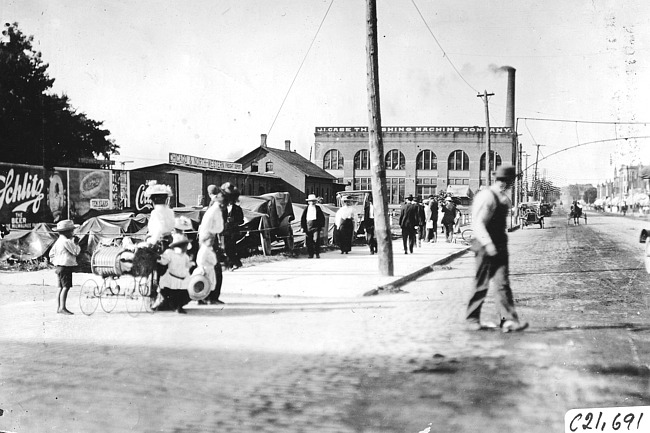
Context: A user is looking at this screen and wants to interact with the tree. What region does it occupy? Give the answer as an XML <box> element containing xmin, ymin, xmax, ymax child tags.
<box><xmin>0</xmin><ymin>23</ymin><xmax>118</xmax><ymax>168</ymax></box>
<box><xmin>583</xmin><ymin>187</ymin><xmax>597</xmax><ymax>204</ymax></box>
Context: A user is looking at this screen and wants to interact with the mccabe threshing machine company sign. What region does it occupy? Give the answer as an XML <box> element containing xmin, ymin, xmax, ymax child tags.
<box><xmin>169</xmin><ymin>153</ymin><xmax>242</xmax><ymax>172</ymax></box>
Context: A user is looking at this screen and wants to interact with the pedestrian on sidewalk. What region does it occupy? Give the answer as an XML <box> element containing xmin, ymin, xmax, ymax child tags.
<box><xmin>441</xmin><ymin>196</ymin><xmax>459</xmax><ymax>243</ymax></box>
<box><xmin>363</xmin><ymin>194</ymin><xmax>377</xmax><ymax>254</ymax></box>
<box><xmin>415</xmin><ymin>196</ymin><xmax>426</xmax><ymax>247</ymax></box>
<box><xmin>197</xmin><ymin>185</ymin><xmax>227</xmax><ymax>305</ymax></box>
<box><xmin>49</xmin><ymin>219</ymin><xmax>80</xmax><ymax>315</ymax></box>
<box><xmin>335</xmin><ymin>195</ymin><xmax>356</xmax><ymax>254</ymax></box>
<box><xmin>222</xmin><ymin>182</ymin><xmax>244</xmax><ymax>271</ymax></box>
<box><xmin>426</xmin><ymin>195</ymin><xmax>438</xmax><ymax>242</ymax></box>
<box><xmin>466</xmin><ymin>165</ymin><xmax>528</xmax><ymax>333</ymax></box>
<box><xmin>399</xmin><ymin>194</ymin><xmax>418</xmax><ymax>254</ymax></box>
<box><xmin>301</xmin><ymin>194</ymin><xmax>325</xmax><ymax>258</ymax></box>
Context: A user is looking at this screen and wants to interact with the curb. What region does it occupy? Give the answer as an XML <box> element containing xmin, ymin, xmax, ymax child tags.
<box><xmin>363</xmin><ymin>246</ymin><xmax>471</xmax><ymax>296</ymax></box>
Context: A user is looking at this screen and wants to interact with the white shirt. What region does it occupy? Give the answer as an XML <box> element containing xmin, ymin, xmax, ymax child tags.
<box><xmin>306</xmin><ymin>204</ymin><xmax>317</xmax><ymax>221</ymax></box>
<box><xmin>335</xmin><ymin>205</ymin><xmax>356</xmax><ymax>228</ymax></box>
<box><xmin>148</xmin><ymin>205</ymin><xmax>175</xmax><ymax>243</ymax></box>
<box><xmin>198</xmin><ymin>203</ymin><xmax>224</xmax><ymax>244</ymax></box>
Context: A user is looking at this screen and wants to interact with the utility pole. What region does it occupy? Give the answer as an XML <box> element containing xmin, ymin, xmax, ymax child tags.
<box><xmin>533</xmin><ymin>144</ymin><xmax>543</xmax><ymax>201</ymax></box>
<box><xmin>523</xmin><ymin>152</ymin><xmax>529</xmax><ymax>200</ymax></box>
<box><xmin>477</xmin><ymin>91</ymin><xmax>494</xmax><ymax>186</ymax></box>
<box><xmin>366</xmin><ymin>0</ymin><xmax>393</xmax><ymax>276</ymax></box>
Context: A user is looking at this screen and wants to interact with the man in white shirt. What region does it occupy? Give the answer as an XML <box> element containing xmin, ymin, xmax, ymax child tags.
<box><xmin>466</xmin><ymin>165</ymin><xmax>528</xmax><ymax>333</ymax></box>
<box><xmin>300</xmin><ymin>194</ymin><xmax>325</xmax><ymax>258</ymax></box>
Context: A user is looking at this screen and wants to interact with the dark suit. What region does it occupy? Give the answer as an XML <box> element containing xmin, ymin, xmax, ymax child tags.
<box><xmin>399</xmin><ymin>201</ymin><xmax>418</xmax><ymax>253</ymax></box>
<box><xmin>363</xmin><ymin>202</ymin><xmax>377</xmax><ymax>254</ymax></box>
<box><xmin>224</xmin><ymin>203</ymin><xmax>244</xmax><ymax>269</ymax></box>
<box><xmin>300</xmin><ymin>204</ymin><xmax>325</xmax><ymax>257</ymax></box>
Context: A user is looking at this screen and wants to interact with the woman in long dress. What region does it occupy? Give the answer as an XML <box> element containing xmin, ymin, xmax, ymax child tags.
<box><xmin>335</xmin><ymin>196</ymin><xmax>356</xmax><ymax>254</ymax></box>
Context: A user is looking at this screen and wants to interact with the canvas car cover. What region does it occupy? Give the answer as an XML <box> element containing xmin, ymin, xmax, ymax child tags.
<box><xmin>0</xmin><ymin>223</ymin><xmax>58</xmax><ymax>261</ymax></box>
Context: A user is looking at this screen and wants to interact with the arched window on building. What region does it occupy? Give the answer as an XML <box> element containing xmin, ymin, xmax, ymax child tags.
<box><xmin>323</xmin><ymin>149</ymin><xmax>344</xmax><ymax>170</ymax></box>
<box><xmin>480</xmin><ymin>151</ymin><xmax>503</xmax><ymax>171</ymax></box>
<box><xmin>416</xmin><ymin>150</ymin><xmax>437</xmax><ymax>170</ymax></box>
<box><xmin>354</xmin><ymin>149</ymin><xmax>370</xmax><ymax>170</ymax></box>
<box><xmin>385</xmin><ymin>149</ymin><xmax>405</xmax><ymax>170</ymax></box>
<box><xmin>448</xmin><ymin>150</ymin><xmax>470</xmax><ymax>171</ymax></box>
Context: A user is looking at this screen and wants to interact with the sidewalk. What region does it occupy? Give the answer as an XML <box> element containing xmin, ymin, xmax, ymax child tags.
<box><xmin>0</xmin><ymin>239</ymin><xmax>470</xmax><ymax>299</ymax></box>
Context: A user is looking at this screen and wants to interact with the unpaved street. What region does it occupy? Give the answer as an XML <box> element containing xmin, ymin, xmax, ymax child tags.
<box><xmin>1</xmin><ymin>210</ymin><xmax>650</xmax><ymax>432</ymax></box>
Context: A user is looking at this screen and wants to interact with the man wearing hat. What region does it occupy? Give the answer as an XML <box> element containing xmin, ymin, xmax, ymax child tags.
<box><xmin>398</xmin><ymin>194</ymin><xmax>418</xmax><ymax>254</ymax></box>
<box><xmin>300</xmin><ymin>194</ymin><xmax>325</xmax><ymax>258</ymax></box>
<box><xmin>49</xmin><ymin>219</ymin><xmax>81</xmax><ymax>315</ymax></box>
<box><xmin>466</xmin><ymin>164</ymin><xmax>528</xmax><ymax>332</ymax></box>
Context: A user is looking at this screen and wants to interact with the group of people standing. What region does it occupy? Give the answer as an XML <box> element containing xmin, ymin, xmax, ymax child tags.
<box><xmin>398</xmin><ymin>193</ymin><xmax>462</xmax><ymax>253</ymax></box>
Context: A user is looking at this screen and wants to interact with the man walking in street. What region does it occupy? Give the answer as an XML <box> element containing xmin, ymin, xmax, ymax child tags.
<box><xmin>300</xmin><ymin>194</ymin><xmax>325</xmax><ymax>258</ymax></box>
<box><xmin>399</xmin><ymin>194</ymin><xmax>418</xmax><ymax>254</ymax></box>
<box><xmin>466</xmin><ymin>165</ymin><xmax>528</xmax><ymax>333</ymax></box>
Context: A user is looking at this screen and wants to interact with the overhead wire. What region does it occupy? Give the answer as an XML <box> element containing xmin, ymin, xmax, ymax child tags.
<box><xmin>410</xmin><ymin>0</ymin><xmax>479</xmax><ymax>94</ymax></box>
<box><xmin>266</xmin><ymin>0</ymin><xmax>335</xmax><ymax>137</ymax></box>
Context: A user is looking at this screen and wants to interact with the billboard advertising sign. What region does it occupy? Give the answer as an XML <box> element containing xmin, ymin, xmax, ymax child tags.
<box><xmin>129</xmin><ymin>171</ymin><xmax>178</xmax><ymax>213</ymax></box>
<box><xmin>0</xmin><ymin>164</ymin><xmax>69</xmax><ymax>229</ymax></box>
<box><xmin>68</xmin><ymin>168</ymin><xmax>112</xmax><ymax>220</ymax></box>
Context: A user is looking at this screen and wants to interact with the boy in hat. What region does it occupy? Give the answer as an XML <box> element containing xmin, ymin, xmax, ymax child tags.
<box><xmin>49</xmin><ymin>219</ymin><xmax>81</xmax><ymax>315</ymax></box>
<box><xmin>466</xmin><ymin>164</ymin><xmax>528</xmax><ymax>332</ymax></box>
<box><xmin>301</xmin><ymin>194</ymin><xmax>325</xmax><ymax>258</ymax></box>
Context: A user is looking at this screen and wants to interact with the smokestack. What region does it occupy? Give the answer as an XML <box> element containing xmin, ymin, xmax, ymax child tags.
<box><xmin>261</xmin><ymin>134</ymin><xmax>267</xmax><ymax>148</ymax></box>
<box><xmin>285</xmin><ymin>140</ymin><xmax>291</xmax><ymax>151</ymax></box>
<box><xmin>505</xmin><ymin>67</ymin><xmax>516</xmax><ymax>129</ymax></box>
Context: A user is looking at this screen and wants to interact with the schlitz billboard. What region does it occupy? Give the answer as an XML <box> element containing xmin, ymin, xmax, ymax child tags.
<box><xmin>0</xmin><ymin>164</ymin><xmax>69</xmax><ymax>229</ymax></box>
<box><xmin>128</xmin><ymin>171</ymin><xmax>178</xmax><ymax>213</ymax></box>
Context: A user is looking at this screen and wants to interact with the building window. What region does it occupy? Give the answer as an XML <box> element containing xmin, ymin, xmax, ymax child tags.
<box><xmin>354</xmin><ymin>177</ymin><xmax>371</xmax><ymax>190</ymax></box>
<box><xmin>448</xmin><ymin>150</ymin><xmax>469</xmax><ymax>171</ymax></box>
<box><xmin>416</xmin><ymin>177</ymin><xmax>437</xmax><ymax>199</ymax></box>
<box><xmin>385</xmin><ymin>149</ymin><xmax>405</xmax><ymax>170</ymax></box>
<box><xmin>480</xmin><ymin>151</ymin><xmax>502</xmax><ymax>171</ymax></box>
<box><xmin>354</xmin><ymin>149</ymin><xmax>370</xmax><ymax>170</ymax></box>
<box><xmin>251</xmin><ymin>162</ymin><xmax>258</xmax><ymax>173</ymax></box>
<box><xmin>323</xmin><ymin>149</ymin><xmax>344</xmax><ymax>170</ymax></box>
<box><xmin>387</xmin><ymin>177</ymin><xmax>405</xmax><ymax>204</ymax></box>
<box><xmin>266</xmin><ymin>161</ymin><xmax>273</xmax><ymax>172</ymax></box>
<box><xmin>416</xmin><ymin>150</ymin><xmax>437</xmax><ymax>170</ymax></box>
<box><xmin>451</xmin><ymin>178</ymin><xmax>469</xmax><ymax>185</ymax></box>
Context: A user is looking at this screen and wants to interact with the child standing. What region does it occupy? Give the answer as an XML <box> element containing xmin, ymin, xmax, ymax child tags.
<box><xmin>49</xmin><ymin>219</ymin><xmax>80</xmax><ymax>315</ymax></box>
<box><xmin>154</xmin><ymin>232</ymin><xmax>194</xmax><ymax>314</ymax></box>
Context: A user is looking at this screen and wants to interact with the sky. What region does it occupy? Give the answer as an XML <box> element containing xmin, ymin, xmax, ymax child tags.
<box><xmin>3</xmin><ymin>0</ymin><xmax>650</xmax><ymax>186</ymax></box>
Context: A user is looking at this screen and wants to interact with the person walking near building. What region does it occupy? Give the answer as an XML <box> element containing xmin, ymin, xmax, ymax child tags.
<box><xmin>222</xmin><ymin>182</ymin><xmax>244</xmax><ymax>271</ymax></box>
<box><xmin>300</xmin><ymin>194</ymin><xmax>325</xmax><ymax>258</ymax></box>
<box><xmin>49</xmin><ymin>219</ymin><xmax>80</xmax><ymax>315</ymax></box>
<box><xmin>335</xmin><ymin>195</ymin><xmax>356</xmax><ymax>254</ymax></box>
<box><xmin>363</xmin><ymin>195</ymin><xmax>377</xmax><ymax>254</ymax></box>
<box><xmin>399</xmin><ymin>195</ymin><xmax>418</xmax><ymax>254</ymax></box>
<box><xmin>197</xmin><ymin>185</ymin><xmax>227</xmax><ymax>305</ymax></box>
<box><xmin>426</xmin><ymin>195</ymin><xmax>438</xmax><ymax>242</ymax></box>
<box><xmin>466</xmin><ymin>165</ymin><xmax>528</xmax><ymax>333</ymax></box>
<box><xmin>441</xmin><ymin>196</ymin><xmax>459</xmax><ymax>243</ymax></box>
<box><xmin>415</xmin><ymin>196</ymin><xmax>426</xmax><ymax>247</ymax></box>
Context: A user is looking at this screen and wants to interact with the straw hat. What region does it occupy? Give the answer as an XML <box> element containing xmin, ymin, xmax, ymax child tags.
<box><xmin>54</xmin><ymin>219</ymin><xmax>78</xmax><ymax>232</ymax></box>
<box><xmin>169</xmin><ymin>232</ymin><xmax>190</xmax><ymax>249</ymax></box>
<box><xmin>174</xmin><ymin>216</ymin><xmax>193</xmax><ymax>232</ymax></box>
<box><xmin>187</xmin><ymin>273</ymin><xmax>211</xmax><ymax>300</ymax></box>
<box><xmin>306</xmin><ymin>194</ymin><xmax>318</xmax><ymax>202</ymax></box>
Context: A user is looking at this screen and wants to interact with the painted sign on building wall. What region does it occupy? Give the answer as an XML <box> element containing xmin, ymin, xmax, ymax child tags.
<box><xmin>129</xmin><ymin>171</ymin><xmax>178</xmax><ymax>213</ymax></box>
<box><xmin>0</xmin><ymin>164</ymin><xmax>69</xmax><ymax>229</ymax></box>
<box><xmin>315</xmin><ymin>126</ymin><xmax>514</xmax><ymax>134</ymax></box>
<box><xmin>169</xmin><ymin>152</ymin><xmax>242</xmax><ymax>171</ymax></box>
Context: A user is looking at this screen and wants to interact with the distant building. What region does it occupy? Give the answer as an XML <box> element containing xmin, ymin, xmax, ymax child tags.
<box><xmin>313</xmin><ymin>126</ymin><xmax>516</xmax><ymax>205</ymax></box>
<box><xmin>236</xmin><ymin>134</ymin><xmax>343</xmax><ymax>204</ymax></box>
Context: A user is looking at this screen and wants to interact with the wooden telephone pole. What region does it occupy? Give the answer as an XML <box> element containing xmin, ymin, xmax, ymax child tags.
<box><xmin>366</xmin><ymin>0</ymin><xmax>393</xmax><ymax>276</ymax></box>
<box><xmin>477</xmin><ymin>91</ymin><xmax>495</xmax><ymax>186</ymax></box>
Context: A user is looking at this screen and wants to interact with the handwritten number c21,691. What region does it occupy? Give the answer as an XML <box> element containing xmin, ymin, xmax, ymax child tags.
<box><xmin>569</xmin><ymin>411</ymin><xmax>644</xmax><ymax>431</ymax></box>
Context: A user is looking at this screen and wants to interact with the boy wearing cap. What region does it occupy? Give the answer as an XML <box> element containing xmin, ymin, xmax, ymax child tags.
<box><xmin>49</xmin><ymin>219</ymin><xmax>81</xmax><ymax>315</ymax></box>
<box><xmin>301</xmin><ymin>194</ymin><xmax>325</xmax><ymax>258</ymax></box>
<box><xmin>466</xmin><ymin>165</ymin><xmax>528</xmax><ymax>333</ymax></box>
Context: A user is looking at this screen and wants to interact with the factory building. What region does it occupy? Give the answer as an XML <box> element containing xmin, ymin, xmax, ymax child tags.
<box><xmin>313</xmin><ymin>68</ymin><xmax>518</xmax><ymax>205</ymax></box>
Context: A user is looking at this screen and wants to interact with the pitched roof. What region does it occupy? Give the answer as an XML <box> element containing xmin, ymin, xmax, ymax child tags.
<box><xmin>238</xmin><ymin>147</ymin><xmax>337</xmax><ymax>180</ymax></box>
